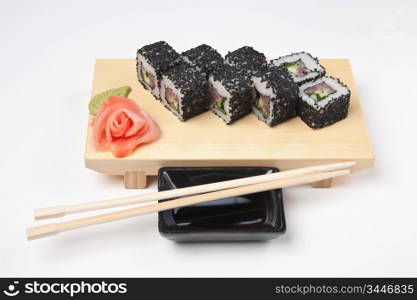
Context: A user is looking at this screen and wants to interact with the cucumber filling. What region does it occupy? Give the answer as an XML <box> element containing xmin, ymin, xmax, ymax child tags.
<box><xmin>305</xmin><ymin>82</ymin><xmax>336</xmax><ymax>102</ymax></box>
<box><xmin>282</xmin><ymin>59</ymin><xmax>311</xmax><ymax>77</ymax></box>
<box><xmin>165</xmin><ymin>87</ymin><xmax>179</xmax><ymax>112</ymax></box>
<box><xmin>255</xmin><ymin>90</ymin><xmax>270</xmax><ymax>119</ymax></box>
<box><xmin>210</xmin><ymin>88</ymin><xmax>226</xmax><ymax>115</ymax></box>
<box><xmin>141</xmin><ymin>66</ymin><xmax>156</xmax><ymax>89</ymax></box>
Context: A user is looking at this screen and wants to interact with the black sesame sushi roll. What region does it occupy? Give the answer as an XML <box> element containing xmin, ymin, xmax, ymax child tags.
<box><xmin>225</xmin><ymin>46</ymin><xmax>267</xmax><ymax>73</ymax></box>
<box><xmin>298</xmin><ymin>76</ymin><xmax>350</xmax><ymax>129</ymax></box>
<box><xmin>182</xmin><ymin>44</ymin><xmax>224</xmax><ymax>77</ymax></box>
<box><xmin>160</xmin><ymin>63</ymin><xmax>210</xmax><ymax>121</ymax></box>
<box><xmin>272</xmin><ymin>52</ymin><xmax>325</xmax><ymax>85</ymax></box>
<box><xmin>251</xmin><ymin>66</ymin><xmax>299</xmax><ymax>127</ymax></box>
<box><xmin>208</xmin><ymin>65</ymin><xmax>254</xmax><ymax>124</ymax></box>
<box><xmin>136</xmin><ymin>41</ymin><xmax>183</xmax><ymax>99</ymax></box>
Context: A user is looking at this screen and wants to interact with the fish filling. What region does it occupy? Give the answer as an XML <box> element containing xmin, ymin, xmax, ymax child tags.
<box><xmin>305</xmin><ymin>82</ymin><xmax>336</xmax><ymax>101</ymax></box>
<box><xmin>165</xmin><ymin>87</ymin><xmax>179</xmax><ymax>111</ymax></box>
<box><xmin>255</xmin><ymin>90</ymin><xmax>270</xmax><ymax>119</ymax></box>
<box><xmin>282</xmin><ymin>59</ymin><xmax>311</xmax><ymax>77</ymax></box>
<box><xmin>210</xmin><ymin>88</ymin><xmax>226</xmax><ymax>114</ymax></box>
<box><xmin>140</xmin><ymin>66</ymin><xmax>156</xmax><ymax>89</ymax></box>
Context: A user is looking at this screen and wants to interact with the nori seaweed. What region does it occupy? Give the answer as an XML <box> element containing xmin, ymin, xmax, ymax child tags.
<box><xmin>209</xmin><ymin>65</ymin><xmax>254</xmax><ymax>124</ymax></box>
<box><xmin>162</xmin><ymin>63</ymin><xmax>210</xmax><ymax>121</ymax></box>
<box><xmin>298</xmin><ymin>77</ymin><xmax>350</xmax><ymax>129</ymax></box>
<box><xmin>252</xmin><ymin>65</ymin><xmax>299</xmax><ymax>127</ymax></box>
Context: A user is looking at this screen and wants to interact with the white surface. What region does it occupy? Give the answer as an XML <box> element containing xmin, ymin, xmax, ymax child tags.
<box><xmin>1</xmin><ymin>0</ymin><xmax>416</xmax><ymax>277</ymax></box>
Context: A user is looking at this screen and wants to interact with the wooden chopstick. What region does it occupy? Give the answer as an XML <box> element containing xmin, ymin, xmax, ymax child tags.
<box><xmin>26</xmin><ymin>169</ymin><xmax>350</xmax><ymax>241</ymax></box>
<box><xmin>34</xmin><ymin>161</ymin><xmax>355</xmax><ymax>220</ymax></box>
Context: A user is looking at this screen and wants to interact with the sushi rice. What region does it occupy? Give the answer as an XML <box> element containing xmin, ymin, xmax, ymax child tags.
<box><xmin>298</xmin><ymin>76</ymin><xmax>350</xmax><ymax>128</ymax></box>
<box><xmin>208</xmin><ymin>76</ymin><xmax>233</xmax><ymax>123</ymax></box>
<box><xmin>252</xmin><ymin>76</ymin><xmax>275</xmax><ymax>125</ymax></box>
<box><xmin>251</xmin><ymin>66</ymin><xmax>299</xmax><ymax>127</ymax></box>
<box><xmin>208</xmin><ymin>65</ymin><xmax>253</xmax><ymax>124</ymax></box>
<box><xmin>136</xmin><ymin>41</ymin><xmax>182</xmax><ymax>100</ymax></box>
<box><xmin>272</xmin><ymin>52</ymin><xmax>325</xmax><ymax>85</ymax></box>
<box><xmin>137</xmin><ymin>55</ymin><xmax>160</xmax><ymax>97</ymax></box>
<box><xmin>160</xmin><ymin>76</ymin><xmax>184</xmax><ymax>119</ymax></box>
<box><xmin>159</xmin><ymin>63</ymin><xmax>209</xmax><ymax>121</ymax></box>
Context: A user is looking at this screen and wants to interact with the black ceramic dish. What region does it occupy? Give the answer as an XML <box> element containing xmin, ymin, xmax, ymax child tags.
<box><xmin>158</xmin><ymin>167</ymin><xmax>286</xmax><ymax>242</ymax></box>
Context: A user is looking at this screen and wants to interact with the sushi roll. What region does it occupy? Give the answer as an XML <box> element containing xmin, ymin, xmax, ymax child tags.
<box><xmin>208</xmin><ymin>65</ymin><xmax>254</xmax><ymax>124</ymax></box>
<box><xmin>182</xmin><ymin>44</ymin><xmax>224</xmax><ymax>76</ymax></box>
<box><xmin>272</xmin><ymin>52</ymin><xmax>325</xmax><ymax>85</ymax></box>
<box><xmin>225</xmin><ymin>46</ymin><xmax>267</xmax><ymax>73</ymax></box>
<box><xmin>160</xmin><ymin>63</ymin><xmax>210</xmax><ymax>121</ymax></box>
<box><xmin>298</xmin><ymin>76</ymin><xmax>350</xmax><ymax>129</ymax></box>
<box><xmin>251</xmin><ymin>66</ymin><xmax>299</xmax><ymax>127</ymax></box>
<box><xmin>136</xmin><ymin>41</ymin><xmax>183</xmax><ymax>99</ymax></box>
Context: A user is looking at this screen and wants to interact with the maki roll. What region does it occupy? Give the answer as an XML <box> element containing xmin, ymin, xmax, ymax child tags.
<box><xmin>225</xmin><ymin>46</ymin><xmax>267</xmax><ymax>73</ymax></box>
<box><xmin>182</xmin><ymin>44</ymin><xmax>224</xmax><ymax>76</ymax></box>
<box><xmin>208</xmin><ymin>65</ymin><xmax>254</xmax><ymax>124</ymax></box>
<box><xmin>136</xmin><ymin>41</ymin><xmax>183</xmax><ymax>99</ymax></box>
<box><xmin>272</xmin><ymin>52</ymin><xmax>325</xmax><ymax>85</ymax></box>
<box><xmin>252</xmin><ymin>66</ymin><xmax>299</xmax><ymax>127</ymax></box>
<box><xmin>298</xmin><ymin>76</ymin><xmax>350</xmax><ymax>129</ymax></box>
<box><xmin>160</xmin><ymin>63</ymin><xmax>210</xmax><ymax>121</ymax></box>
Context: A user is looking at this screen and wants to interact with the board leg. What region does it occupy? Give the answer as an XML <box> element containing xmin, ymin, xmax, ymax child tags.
<box><xmin>311</xmin><ymin>178</ymin><xmax>332</xmax><ymax>188</ymax></box>
<box><xmin>124</xmin><ymin>171</ymin><xmax>147</xmax><ymax>189</ymax></box>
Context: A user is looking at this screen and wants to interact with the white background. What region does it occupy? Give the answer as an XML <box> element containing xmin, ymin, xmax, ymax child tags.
<box><xmin>1</xmin><ymin>0</ymin><xmax>416</xmax><ymax>277</ymax></box>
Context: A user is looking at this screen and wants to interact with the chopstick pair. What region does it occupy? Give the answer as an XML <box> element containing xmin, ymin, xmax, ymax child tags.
<box><xmin>26</xmin><ymin>161</ymin><xmax>355</xmax><ymax>241</ymax></box>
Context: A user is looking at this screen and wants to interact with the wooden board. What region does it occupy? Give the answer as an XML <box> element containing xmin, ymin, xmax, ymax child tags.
<box><xmin>85</xmin><ymin>59</ymin><xmax>374</xmax><ymax>188</ymax></box>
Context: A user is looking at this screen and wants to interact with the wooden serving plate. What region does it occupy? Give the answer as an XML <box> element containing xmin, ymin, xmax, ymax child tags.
<box><xmin>85</xmin><ymin>59</ymin><xmax>374</xmax><ymax>189</ymax></box>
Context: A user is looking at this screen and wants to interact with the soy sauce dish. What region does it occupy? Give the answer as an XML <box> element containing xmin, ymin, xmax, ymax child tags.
<box><xmin>158</xmin><ymin>167</ymin><xmax>286</xmax><ymax>242</ymax></box>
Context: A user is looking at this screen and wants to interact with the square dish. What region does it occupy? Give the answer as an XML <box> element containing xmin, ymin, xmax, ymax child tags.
<box><xmin>158</xmin><ymin>166</ymin><xmax>286</xmax><ymax>242</ymax></box>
